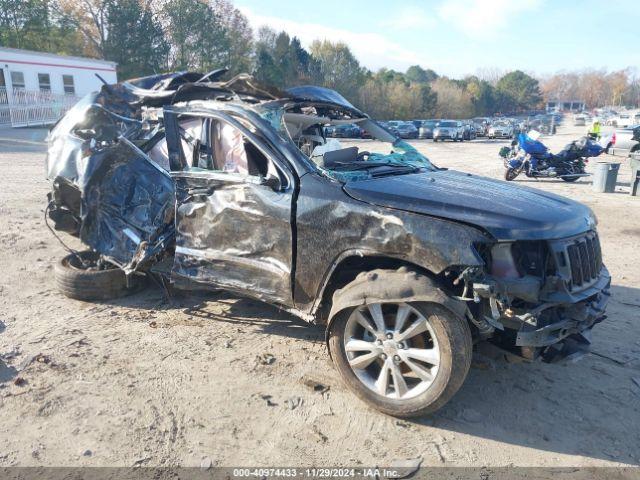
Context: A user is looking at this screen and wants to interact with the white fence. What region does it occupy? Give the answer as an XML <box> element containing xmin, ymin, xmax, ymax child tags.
<box><xmin>0</xmin><ymin>87</ymin><xmax>79</xmax><ymax>128</ymax></box>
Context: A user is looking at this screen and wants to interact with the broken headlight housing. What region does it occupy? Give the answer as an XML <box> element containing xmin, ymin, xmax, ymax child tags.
<box><xmin>489</xmin><ymin>241</ymin><xmax>552</xmax><ymax>280</ymax></box>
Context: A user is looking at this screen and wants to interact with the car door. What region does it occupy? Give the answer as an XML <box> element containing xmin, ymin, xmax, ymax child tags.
<box><xmin>164</xmin><ymin>109</ymin><xmax>295</xmax><ymax>306</ymax></box>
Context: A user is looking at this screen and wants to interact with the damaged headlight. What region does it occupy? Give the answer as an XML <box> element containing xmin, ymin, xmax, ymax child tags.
<box><xmin>489</xmin><ymin>243</ymin><xmax>520</xmax><ymax>279</ymax></box>
<box><xmin>468</xmin><ymin>242</ymin><xmax>549</xmax><ymax>315</ymax></box>
<box><xmin>489</xmin><ymin>241</ymin><xmax>551</xmax><ymax>280</ymax></box>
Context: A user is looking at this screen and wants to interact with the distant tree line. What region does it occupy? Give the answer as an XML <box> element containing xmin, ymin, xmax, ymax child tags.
<box><xmin>1</xmin><ymin>0</ymin><xmax>638</xmax><ymax>118</ymax></box>
<box><xmin>540</xmin><ymin>69</ymin><xmax>640</xmax><ymax>109</ymax></box>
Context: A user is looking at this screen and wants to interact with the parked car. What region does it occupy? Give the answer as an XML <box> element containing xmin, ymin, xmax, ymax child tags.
<box><xmin>45</xmin><ymin>71</ymin><xmax>611</xmax><ymax>418</ymax></box>
<box><xmin>326</xmin><ymin>123</ymin><xmax>362</xmax><ymax>138</ymax></box>
<box><xmin>387</xmin><ymin>121</ymin><xmax>418</xmax><ymax>139</ymax></box>
<box><xmin>610</xmin><ymin>125</ymin><xmax>640</xmax><ymax>156</ymax></box>
<box><xmin>472</xmin><ymin>122</ymin><xmax>486</xmax><ymax>137</ymax></box>
<box><xmin>613</xmin><ymin>113</ymin><xmax>633</xmax><ymax>128</ymax></box>
<box><xmin>433</xmin><ymin>120</ymin><xmax>464</xmax><ymax>142</ymax></box>
<box><xmin>472</xmin><ymin>117</ymin><xmax>490</xmax><ymax>137</ymax></box>
<box><xmin>488</xmin><ymin>121</ymin><xmax>514</xmax><ymax>139</ymax></box>
<box><xmin>418</xmin><ymin>120</ymin><xmax>438</xmax><ymax>139</ymax></box>
<box><xmin>573</xmin><ymin>115</ymin><xmax>586</xmax><ymax>126</ymax></box>
<box><xmin>381</xmin><ymin>121</ymin><xmax>398</xmax><ymax>136</ymax></box>
<box><xmin>461</xmin><ymin>121</ymin><xmax>477</xmax><ymax>141</ymax></box>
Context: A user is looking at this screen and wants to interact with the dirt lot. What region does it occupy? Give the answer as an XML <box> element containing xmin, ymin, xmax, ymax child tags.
<box><xmin>0</xmin><ymin>124</ymin><xmax>639</xmax><ymax>468</ymax></box>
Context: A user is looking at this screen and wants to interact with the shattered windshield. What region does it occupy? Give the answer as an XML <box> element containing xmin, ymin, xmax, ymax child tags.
<box><xmin>257</xmin><ymin>103</ymin><xmax>435</xmax><ymax>182</ymax></box>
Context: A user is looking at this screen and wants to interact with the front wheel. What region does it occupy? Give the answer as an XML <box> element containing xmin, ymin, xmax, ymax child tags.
<box><xmin>328</xmin><ymin>301</ymin><xmax>472</xmax><ymax>418</ymax></box>
<box><xmin>505</xmin><ymin>167</ymin><xmax>520</xmax><ymax>181</ymax></box>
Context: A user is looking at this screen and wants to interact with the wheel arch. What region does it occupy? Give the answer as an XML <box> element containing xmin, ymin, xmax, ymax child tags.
<box><xmin>320</xmin><ymin>264</ymin><xmax>469</xmax><ymax>357</ymax></box>
<box><xmin>310</xmin><ymin>252</ymin><xmax>436</xmax><ymax>321</ymax></box>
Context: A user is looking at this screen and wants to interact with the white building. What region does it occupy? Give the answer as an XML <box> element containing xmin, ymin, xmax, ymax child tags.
<box><xmin>0</xmin><ymin>47</ymin><xmax>117</xmax><ymax>127</ymax></box>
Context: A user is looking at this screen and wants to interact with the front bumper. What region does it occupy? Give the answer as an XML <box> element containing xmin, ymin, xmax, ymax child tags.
<box><xmin>475</xmin><ymin>263</ymin><xmax>611</xmax><ymax>362</ymax></box>
<box><xmin>515</xmin><ymin>271</ymin><xmax>610</xmax><ymax>348</ymax></box>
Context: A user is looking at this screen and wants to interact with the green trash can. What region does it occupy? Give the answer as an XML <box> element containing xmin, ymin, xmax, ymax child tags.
<box><xmin>630</xmin><ymin>153</ymin><xmax>640</xmax><ymax>197</ymax></box>
<box><xmin>592</xmin><ymin>162</ymin><xmax>620</xmax><ymax>193</ymax></box>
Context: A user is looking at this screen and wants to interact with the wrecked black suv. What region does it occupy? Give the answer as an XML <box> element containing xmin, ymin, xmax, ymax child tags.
<box><xmin>46</xmin><ymin>71</ymin><xmax>610</xmax><ymax>417</ymax></box>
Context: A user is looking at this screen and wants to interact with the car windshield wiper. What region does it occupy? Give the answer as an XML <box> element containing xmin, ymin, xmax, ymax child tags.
<box><xmin>370</xmin><ymin>166</ymin><xmax>422</xmax><ymax>177</ymax></box>
<box><xmin>332</xmin><ymin>161</ymin><xmax>413</xmax><ymax>171</ymax></box>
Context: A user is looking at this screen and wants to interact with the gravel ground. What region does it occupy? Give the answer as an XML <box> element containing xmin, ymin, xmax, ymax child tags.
<box><xmin>0</xmin><ymin>123</ymin><xmax>639</xmax><ymax>468</ymax></box>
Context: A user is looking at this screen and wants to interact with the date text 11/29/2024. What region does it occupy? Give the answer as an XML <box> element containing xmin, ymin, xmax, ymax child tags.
<box><xmin>232</xmin><ymin>468</ymin><xmax>407</xmax><ymax>478</ymax></box>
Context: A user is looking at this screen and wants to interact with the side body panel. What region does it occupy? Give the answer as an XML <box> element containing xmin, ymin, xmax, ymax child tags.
<box><xmin>171</xmin><ymin>171</ymin><xmax>294</xmax><ymax>305</ymax></box>
<box><xmin>293</xmin><ymin>173</ymin><xmax>488</xmax><ymax>312</ymax></box>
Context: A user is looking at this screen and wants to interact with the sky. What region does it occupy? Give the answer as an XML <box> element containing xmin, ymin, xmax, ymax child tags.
<box><xmin>234</xmin><ymin>0</ymin><xmax>640</xmax><ymax>79</ymax></box>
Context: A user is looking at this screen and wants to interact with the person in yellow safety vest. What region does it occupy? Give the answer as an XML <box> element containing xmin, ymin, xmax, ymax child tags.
<box><xmin>589</xmin><ymin>120</ymin><xmax>601</xmax><ymax>139</ymax></box>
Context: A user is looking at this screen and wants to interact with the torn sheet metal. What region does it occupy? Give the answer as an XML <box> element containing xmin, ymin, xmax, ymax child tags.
<box><xmin>79</xmin><ymin>139</ymin><xmax>174</xmax><ymax>271</ymax></box>
<box><xmin>285</xmin><ymin>86</ymin><xmax>365</xmax><ymax>117</ymax></box>
<box><xmin>171</xmin><ymin>172</ymin><xmax>293</xmax><ymax>305</ymax></box>
<box><xmin>46</xmin><ymin>93</ymin><xmax>101</xmax><ymax>182</ymax></box>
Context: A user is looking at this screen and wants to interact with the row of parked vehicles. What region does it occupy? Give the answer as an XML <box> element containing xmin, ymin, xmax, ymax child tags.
<box><xmin>325</xmin><ymin>114</ymin><xmax>561</xmax><ymax>142</ymax></box>
<box><xmin>325</xmin><ymin>120</ymin><xmax>479</xmax><ymax>142</ymax></box>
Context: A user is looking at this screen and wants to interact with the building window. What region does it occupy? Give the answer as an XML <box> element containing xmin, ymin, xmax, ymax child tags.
<box><xmin>38</xmin><ymin>73</ymin><xmax>51</xmax><ymax>92</ymax></box>
<box><xmin>10</xmin><ymin>71</ymin><xmax>25</xmax><ymax>89</ymax></box>
<box><xmin>62</xmin><ymin>75</ymin><xmax>75</xmax><ymax>95</ymax></box>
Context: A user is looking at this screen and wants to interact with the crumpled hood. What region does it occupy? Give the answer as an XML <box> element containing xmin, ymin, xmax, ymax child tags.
<box><xmin>343</xmin><ymin>170</ymin><xmax>595</xmax><ymax>240</ymax></box>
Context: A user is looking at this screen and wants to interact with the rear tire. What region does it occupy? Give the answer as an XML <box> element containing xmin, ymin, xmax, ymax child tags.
<box><xmin>328</xmin><ymin>297</ymin><xmax>472</xmax><ymax>418</ymax></box>
<box><xmin>54</xmin><ymin>251</ymin><xmax>146</xmax><ymax>301</ymax></box>
<box><xmin>561</xmin><ymin>176</ymin><xmax>580</xmax><ymax>182</ymax></box>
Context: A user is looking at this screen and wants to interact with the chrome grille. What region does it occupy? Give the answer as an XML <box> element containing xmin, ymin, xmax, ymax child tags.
<box><xmin>566</xmin><ymin>232</ymin><xmax>602</xmax><ymax>288</ymax></box>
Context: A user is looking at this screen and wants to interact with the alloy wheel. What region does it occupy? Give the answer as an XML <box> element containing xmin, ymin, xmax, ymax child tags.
<box><xmin>343</xmin><ymin>303</ymin><xmax>440</xmax><ymax>400</ymax></box>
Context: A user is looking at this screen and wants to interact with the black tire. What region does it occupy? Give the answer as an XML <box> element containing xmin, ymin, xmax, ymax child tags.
<box><xmin>54</xmin><ymin>251</ymin><xmax>146</xmax><ymax>301</ymax></box>
<box><xmin>505</xmin><ymin>167</ymin><xmax>519</xmax><ymax>181</ymax></box>
<box><xmin>328</xmin><ymin>299</ymin><xmax>472</xmax><ymax>418</ymax></box>
<box><xmin>561</xmin><ymin>176</ymin><xmax>580</xmax><ymax>182</ymax></box>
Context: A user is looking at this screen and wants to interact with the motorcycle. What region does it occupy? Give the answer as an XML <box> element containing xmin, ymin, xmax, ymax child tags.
<box><xmin>499</xmin><ymin>131</ymin><xmax>611</xmax><ymax>182</ymax></box>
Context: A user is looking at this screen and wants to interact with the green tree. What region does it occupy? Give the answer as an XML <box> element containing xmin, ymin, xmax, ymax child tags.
<box><xmin>374</xmin><ymin>68</ymin><xmax>405</xmax><ymax>84</ymax></box>
<box><xmin>102</xmin><ymin>0</ymin><xmax>168</xmax><ymax>78</ymax></box>
<box><xmin>47</xmin><ymin>6</ymin><xmax>86</xmax><ymax>56</ymax></box>
<box><xmin>211</xmin><ymin>0</ymin><xmax>253</xmax><ymax>75</ymax></box>
<box><xmin>465</xmin><ymin>76</ymin><xmax>496</xmax><ymax>116</ymax></box>
<box><xmin>496</xmin><ymin>70</ymin><xmax>542</xmax><ymax>112</ymax></box>
<box><xmin>405</xmin><ymin>65</ymin><xmax>438</xmax><ymax>84</ymax></box>
<box><xmin>358</xmin><ymin>77</ymin><xmax>436</xmax><ymax>119</ymax></box>
<box><xmin>0</xmin><ymin>0</ymin><xmax>51</xmax><ymax>50</ymax></box>
<box><xmin>253</xmin><ymin>29</ymin><xmax>320</xmax><ymax>88</ymax></box>
<box><xmin>162</xmin><ymin>0</ymin><xmax>227</xmax><ymax>71</ymax></box>
<box><xmin>309</xmin><ymin>40</ymin><xmax>365</xmax><ymax>103</ymax></box>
